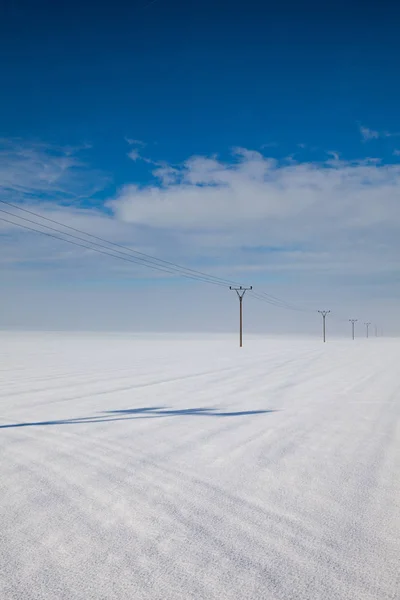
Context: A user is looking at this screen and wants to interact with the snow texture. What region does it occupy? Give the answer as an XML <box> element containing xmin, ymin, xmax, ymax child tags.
<box><xmin>0</xmin><ymin>333</ymin><xmax>399</xmax><ymax>600</ymax></box>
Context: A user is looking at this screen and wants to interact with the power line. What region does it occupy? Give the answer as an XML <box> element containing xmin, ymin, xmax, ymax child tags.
<box><xmin>1</xmin><ymin>212</ymin><xmax>316</xmax><ymax>310</ymax></box>
<box><xmin>0</xmin><ymin>202</ymin><xmax>385</xmax><ymax>339</ymax></box>
<box><xmin>249</xmin><ymin>290</ymin><xmax>314</xmax><ymax>313</ymax></box>
<box><xmin>2</xmin><ymin>211</ymin><xmax>381</xmax><ymax>339</ymax></box>
<box><xmin>0</xmin><ymin>199</ymin><xmax>319</xmax><ymax>314</ymax></box>
<box><xmin>249</xmin><ymin>291</ymin><xmax>304</xmax><ymax>311</ymax></box>
<box><xmin>256</xmin><ymin>291</ymin><xmax>313</xmax><ymax>312</ymax></box>
<box><xmin>0</xmin><ymin>216</ymin><xmax>230</xmax><ymax>287</ymax></box>
<box><xmin>0</xmin><ymin>208</ymin><xmax>238</xmax><ymax>287</ymax></box>
<box><xmin>0</xmin><ymin>199</ymin><xmax>244</xmax><ymax>287</ymax></box>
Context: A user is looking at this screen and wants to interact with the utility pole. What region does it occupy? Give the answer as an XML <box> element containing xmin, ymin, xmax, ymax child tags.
<box><xmin>374</xmin><ymin>325</ymin><xmax>378</xmax><ymax>337</ymax></box>
<box><xmin>349</xmin><ymin>319</ymin><xmax>357</xmax><ymax>340</ymax></box>
<box><xmin>365</xmin><ymin>322</ymin><xmax>371</xmax><ymax>338</ymax></box>
<box><xmin>230</xmin><ymin>286</ymin><xmax>252</xmax><ymax>347</ymax></box>
<box><xmin>318</xmin><ymin>310</ymin><xmax>330</xmax><ymax>343</ymax></box>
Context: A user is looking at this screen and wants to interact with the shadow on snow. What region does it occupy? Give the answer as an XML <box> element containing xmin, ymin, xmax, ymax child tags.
<box><xmin>0</xmin><ymin>406</ymin><xmax>278</xmax><ymax>429</ymax></box>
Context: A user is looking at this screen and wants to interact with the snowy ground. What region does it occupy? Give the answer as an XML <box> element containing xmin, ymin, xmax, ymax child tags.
<box><xmin>0</xmin><ymin>333</ymin><xmax>399</xmax><ymax>600</ymax></box>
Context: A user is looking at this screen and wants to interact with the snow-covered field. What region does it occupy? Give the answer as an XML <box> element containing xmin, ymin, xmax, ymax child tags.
<box><xmin>0</xmin><ymin>333</ymin><xmax>399</xmax><ymax>600</ymax></box>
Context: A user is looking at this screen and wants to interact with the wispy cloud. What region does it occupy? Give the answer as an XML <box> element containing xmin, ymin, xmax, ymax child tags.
<box><xmin>0</xmin><ymin>139</ymin><xmax>123</xmax><ymax>274</ymax></box>
<box><xmin>359</xmin><ymin>123</ymin><xmax>400</xmax><ymax>142</ymax></box>
<box><xmin>125</xmin><ymin>137</ymin><xmax>145</xmax><ymax>146</ymax></box>
<box><xmin>326</xmin><ymin>150</ymin><xmax>340</xmax><ymax>161</ymax></box>
<box><xmin>125</xmin><ymin>137</ymin><xmax>154</xmax><ymax>163</ymax></box>
<box><xmin>126</xmin><ymin>139</ymin><xmax>165</xmax><ymax>168</ymax></box>
<box><xmin>359</xmin><ymin>125</ymin><xmax>380</xmax><ymax>141</ymax></box>
<box><xmin>260</xmin><ymin>142</ymin><xmax>278</xmax><ymax>149</ymax></box>
<box><xmin>128</xmin><ymin>149</ymin><xmax>141</xmax><ymax>161</ymax></box>
<box><xmin>0</xmin><ymin>140</ymin><xmax>203</xmax><ymax>286</ymax></box>
<box><xmin>0</xmin><ymin>139</ymin><xmax>108</xmax><ymax>203</ymax></box>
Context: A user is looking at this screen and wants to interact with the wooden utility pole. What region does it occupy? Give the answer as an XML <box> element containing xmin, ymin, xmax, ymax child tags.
<box><xmin>365</xmin><ymin>322</ymin><xmax>371</xmax><ymax>338</ymax></box>
<box><xmin>318</xmin><ymin>310</ymin><xmax>330</xmax><ymax>342</ymax></box>
<box><xmin>230</xmin><ymin>286</ymin><xmax>252</xmax><ymax>347</ymax></box>
<box><xmin>349</xmin><ymin>319</ymin><xmax>357</xmax><ymax>340</ymax></box>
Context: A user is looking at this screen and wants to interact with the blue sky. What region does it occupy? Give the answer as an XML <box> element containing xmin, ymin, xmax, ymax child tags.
<box><xmin>1</xmin><ymin>0</ymin><xmax>399</xmax><ymax>333</ymax></box>
<box><xmin>3</xmin><ymin>1</ymin><xmax>400</xmax><ymax>169</ymax></box>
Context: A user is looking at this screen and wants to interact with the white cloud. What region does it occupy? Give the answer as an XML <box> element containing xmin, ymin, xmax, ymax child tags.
<box><xmin>1</xmin><ymin>140</ymin><xmax>399</xmax><ymax>333</ymax></box>
<box><xmin>110</xmin><ymin>149</ymin><xmax>400</xmax><ymax>232</ymax></box>
<box><xmin>3</xmin><ymin>142</ymin><xmax>399</xmax><ymax>284</ymax></box>
<box><xmin>107</xmin><ymin>149</ymin><xmax>400</xmax><ymax>299</ymax></box>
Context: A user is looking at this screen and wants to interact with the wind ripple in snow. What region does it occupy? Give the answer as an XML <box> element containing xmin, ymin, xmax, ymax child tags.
<box><xmin>0</xmin><ymin>334</ymin><xmax>399</xmax><ymax>600</ymax></box>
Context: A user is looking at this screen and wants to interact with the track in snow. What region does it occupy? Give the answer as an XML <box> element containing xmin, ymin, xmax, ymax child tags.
<box><xmin>0</xmin><ymin>333</ymin><xmax>399</xmax><ymax>600</ymax></box>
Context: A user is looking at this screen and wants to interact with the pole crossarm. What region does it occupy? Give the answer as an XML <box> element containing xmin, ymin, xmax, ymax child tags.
<box><xmin>230</xmin><ymin>286</ymin><xmax>252</xmax><ymax>298</ymax></box>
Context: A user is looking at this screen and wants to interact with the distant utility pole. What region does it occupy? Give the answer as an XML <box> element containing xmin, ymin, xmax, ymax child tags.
<box><xmin>318</xmin><ymin>310</ymin><xmax>330</xmax><ymax>343</ymax></box>
<box><xmin>349</xmin><ymin>319</ymin><xmax>357</xmax><ymax>340</ymax></box>
<box><xmin>374</xmin><ymin>325</ymin><xmax>378</xmax><ymax>337</ymax></box>
<box><xmin>365</xmin><ymin>322</ymin><xmax>371</xmax><ymax>338</ymax></box>
<box><xmin>230</xmin><ymin>286</ymin><xmax>252</xmax><ymax>347</ymax></box>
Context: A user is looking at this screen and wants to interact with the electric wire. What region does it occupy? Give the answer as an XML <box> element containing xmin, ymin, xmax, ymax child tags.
<box><xmin>0</xmin><ymin>216</ymin><xmax>230</xmax><ymax>287</ymax></box>
<box><xmin>0</xmin><ymin>199</ymin><xmax>244</xmax><ymax>287</ymax></box>
<box><xmin>0</xmin><ymin>200</ymin><xmax>324</xmax><ymax>314</ymax></box>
